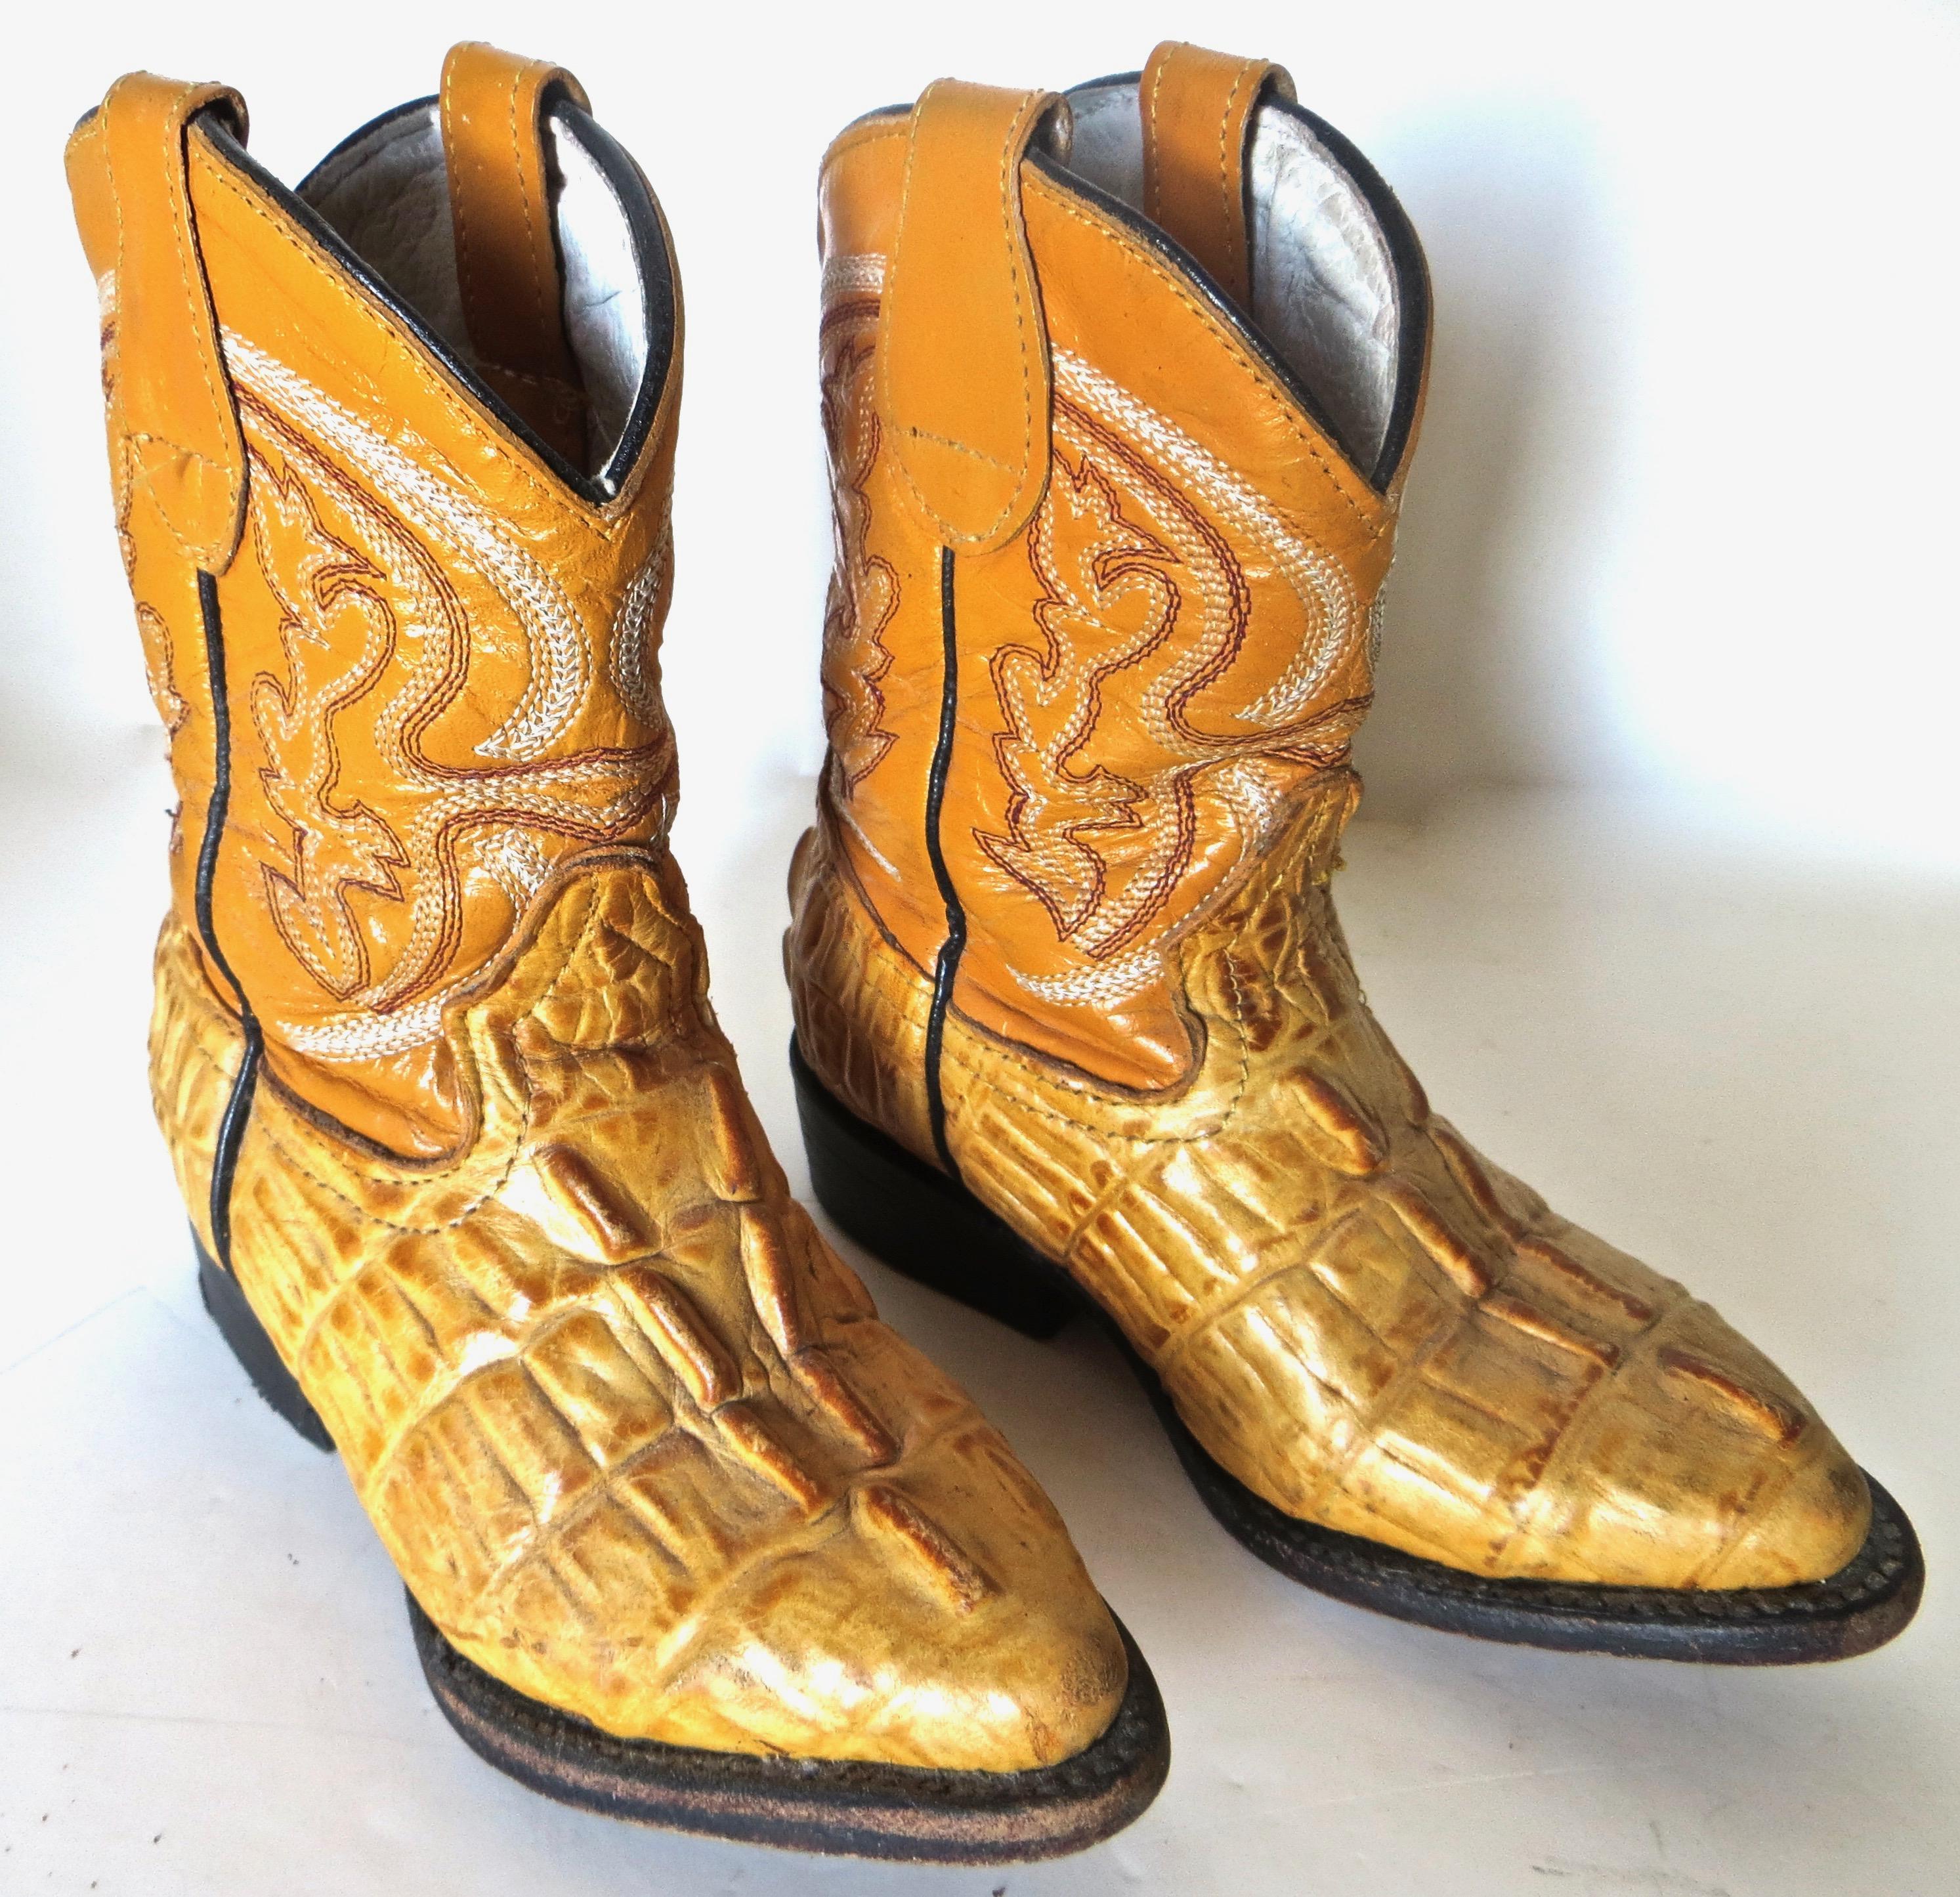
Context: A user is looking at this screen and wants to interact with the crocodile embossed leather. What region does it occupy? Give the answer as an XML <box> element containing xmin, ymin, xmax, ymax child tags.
<box><xmin>66</xmin><ymin>45</ymin><xmax>1166</xmax><ymax>1859</ymax></box>
<box><xmin>785</xmin><ymin>44</ymin><xmax>1921</xmax><ymax>1663</ymax></box>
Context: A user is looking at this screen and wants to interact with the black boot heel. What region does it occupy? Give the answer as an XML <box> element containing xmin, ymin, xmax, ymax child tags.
<box><xmin>790</xmin><ymin>1037</ymin><xmax>1084</xmax><ymax>1340</ymax></box>
<box><xmin>196</xmin><ymin>1235</ymin><xmax>335</xmax><ymax>1452</ymax></box>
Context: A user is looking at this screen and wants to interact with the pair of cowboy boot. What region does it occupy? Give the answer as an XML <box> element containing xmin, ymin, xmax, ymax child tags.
<box><xmin>68</xmin><ymin>36</ymin><xmax>1919</xmax><ymax>1867</ymax></box>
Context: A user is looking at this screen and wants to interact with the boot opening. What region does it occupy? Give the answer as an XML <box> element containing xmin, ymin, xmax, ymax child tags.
<box><xmin>1061</xmin><ymin>76</ymin><xmax>1413</xmax><ymax>482</ymax></box>
<box><xmin>295</xmin><ymin>98</ymin><xmax>668</xmax><ymax>493</ymax></box>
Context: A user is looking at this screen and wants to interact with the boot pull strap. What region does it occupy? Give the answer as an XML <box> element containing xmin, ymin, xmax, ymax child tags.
<box><xmin>1140</xmin><ymin>40</ymin><xmax>1294</xmax><ymax>310</ymax></box>
<box><xmin>877</xmin><ymin>80</ymin><xmax>1063</xmax><ymax>554</ymax></box>
<box><xmin>65</xmin><ymin>73</ymin><xmax>250</xmax><ymax>574</ymax></box>
<box><xmin>439</xmin><ymin>41</ymin><xmax>592</xmax><ymax>446</ymax></box>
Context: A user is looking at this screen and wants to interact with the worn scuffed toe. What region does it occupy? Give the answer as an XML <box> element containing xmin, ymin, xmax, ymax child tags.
<box><xmin>81</xmin><ymin>43</ymin><xmax>1166</xmax><ymax>1856</ymax></box>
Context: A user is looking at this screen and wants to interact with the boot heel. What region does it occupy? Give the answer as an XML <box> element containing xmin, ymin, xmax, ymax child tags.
<box><xmin>196</xmin><ymin>1236</ymin><xmax>336</xmax><ymax>1452</ymax></box>
<box><xmin>790</xmin><ymin>1038</ymin><xmax>1082</xmax><ymax>1340</ymax></box>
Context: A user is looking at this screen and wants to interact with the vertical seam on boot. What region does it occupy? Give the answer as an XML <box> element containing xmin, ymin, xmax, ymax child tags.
<box><xmin>193</xmin><ymin>568</ymin><xmax>263</xmax><ymax>1266</ymax></box>
<box><xmin>922</xmin><ymin>546</ymin><xmax>966</xmax><ymax>1183</ymax></box>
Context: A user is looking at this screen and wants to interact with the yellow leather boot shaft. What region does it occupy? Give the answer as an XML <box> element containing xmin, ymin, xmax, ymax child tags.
<box><xmin>789</xmin><ymin>55</ymin><xmax>1874</xmax><ymax>1594</ymax></box>
<box><xmin>816</xmin><ymin>85</ymin><xmax>1405</xmax><ymax>1090</ymax></box>
<box><xmin>73</xmin><ymin>61</ymin><xmax>680</xmax><ymax>1157</ymax></box>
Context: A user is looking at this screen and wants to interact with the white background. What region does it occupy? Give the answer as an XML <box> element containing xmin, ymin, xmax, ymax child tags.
<box><xmin>1</xmin><ymin>3</ymin><xmax>1954</xmax><ymax>1893</ymax></box>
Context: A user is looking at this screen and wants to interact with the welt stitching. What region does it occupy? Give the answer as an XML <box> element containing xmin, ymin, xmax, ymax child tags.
<box><xmin>1028</xmin><ymin>178</ymin><xmax>1386</xmax><ymax>541</ymax></box>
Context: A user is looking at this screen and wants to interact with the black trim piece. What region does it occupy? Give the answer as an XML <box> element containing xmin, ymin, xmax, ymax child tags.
<box><xmin>1279</xmin><ymin>98</ymin><xmax>1431</xmax><ymax>489</ymax></box>
<box><xmin>204</xmin><ymin>97</ymin><xmax>673</xmax><ymax>504</ymax></box>
<box><xmin>921</xmin><ymin>548</ymin><xmax>968</xmax><ymax>1182</ymax></box>
<box><xmin>549</xmin><ymin>100</ymin><xmax>676</xmax><ymax>494</ymax></box>
<box><xmin>192</xmin><ymin>571</ymin><xmax>262</xmax><ymax>1267</ymax></box>
<box><xmin>191</xmin><ymin>574</ymin><xmax>240</xmax><ymax>1000</ymax></box>
<box><xmin>209</xmin><ymin>1032</ymin><xmax>262</xmax><ymax>1266</ymax></box>
<box><xmin>1040</xmin><ymin>83</ymin><xmax>1432</xmax><ymax>493</ymax></box>
<box><xmin>293</xmin><ymin>95</ymin><xmax>435</xmax><ymax>196</ymax></box>
<box><xmin>1065</xmin><ymin>68</ymin><xmax>1146</xmax><ymax>95</ymax></box>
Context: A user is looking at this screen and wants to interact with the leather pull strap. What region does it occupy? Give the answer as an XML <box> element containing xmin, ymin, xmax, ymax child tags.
<box><xmin>877</xmin><ymin>80</ymin><xmax>1062</xmax><ymax>554</ymax></box>
<box><xmin>1140</xmin><ymin>41</ymin><xmax>1294</xmax><ymax>310</ymax></box>
<box><xmin>440</xmin><ymin>41</ymin><xmax>593</xmax><ymax>458</ymax></box>
<box><xmin>65</xmin><ymin>74</ymin><xmax>250</xmax><ymax>573</ymax></box>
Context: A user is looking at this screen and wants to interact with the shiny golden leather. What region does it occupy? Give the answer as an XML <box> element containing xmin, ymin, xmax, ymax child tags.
<box><xmin>787</xmin><ymin>49</ymin><xmax>1877</xmax><ymax>1594</ymax></box>
<box><xmin>70</xmin><ymin>48</ymin><xmax>1128</xmax><ymax>1772</ymax></box>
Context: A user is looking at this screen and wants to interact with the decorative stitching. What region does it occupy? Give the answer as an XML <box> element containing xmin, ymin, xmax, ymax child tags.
<box><xmin>1025</xmin><ymin>174</ymin><xmax>1386</xmax><ymax>541</ymax></box>
<box><xmin>221</xmin><ymin>354</ymin><xmax>670</xmax><ymax>1048</ymax></box>
<box><xmin>817</xmin><ymin>317</ymin><xmax>900</xmax><ymax>792</ymax></box>
<box><xmin>902</xmin><ymin>426</ymin><xmax>1013</xmax><ymax>472</ymax></box>
<box><xmin>227</xmin><ymin>332</ymin><xmax>591</xmax><ymax>761</ymax></box>
<box><xmin>1142</xmin><ymin>56</ymin><xmax>1170</xmax><ymax>226</ymax></box>
<box><xmin>195</xmin><ymin>162</ymin><xmax>636</xmax><ymax>538</ymax></box>
<box><xmin>1217</xmin><ymin>64</ymin><xmax>1256</xmax><ymax>298</ymax></box>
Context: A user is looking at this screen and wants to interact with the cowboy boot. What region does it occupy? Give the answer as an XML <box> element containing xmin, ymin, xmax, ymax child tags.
<box><xmin>66</xmin><ymin>44</ymin><xmax>1168</xmax><ymax>1858</ymax></box>
<box><xmin>786</xmin><ymin>43</ymin><xmax>1921</xmax><ymax>1662</ymax></box>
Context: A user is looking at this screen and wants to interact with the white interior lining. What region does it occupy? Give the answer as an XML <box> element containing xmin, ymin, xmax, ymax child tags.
<box><xmin>299</xmin><ymin>102</ymin><xmax>650</xmax><ymax>473</ymax></box>
<box><xmin>1063</xmin><ymin>79</ymin><xmax>1399</xmax><ymax>473</ymax></box>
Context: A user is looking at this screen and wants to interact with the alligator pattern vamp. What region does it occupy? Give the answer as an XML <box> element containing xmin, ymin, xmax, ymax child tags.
<box><xmin>154</xmin><ymin>851</ymin><xmax>1127</xmax><ymax>1769</ymax></box>
<box><xmin>790</xmin><ymin>800</ymin><xmax>1873</xmax><ymax>1593</ymax></box>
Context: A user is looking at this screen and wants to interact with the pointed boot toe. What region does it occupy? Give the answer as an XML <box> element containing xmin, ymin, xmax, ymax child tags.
<box><xmin>72</xmin><ymin>42</ymin><xmax>1166</xmax><ymax>1859</ymax></box>
<box><xmin>784</xmin><ymin>43</ymin><xmax>1922</xmax><ymax>1664</ymax></box>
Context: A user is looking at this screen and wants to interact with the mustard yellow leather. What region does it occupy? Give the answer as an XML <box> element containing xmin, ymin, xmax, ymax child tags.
<box><xmin>66</xmin><ymin>74</ymin><xmax>250</xmax><ymax>574</ymax></box>
<box><xmin>77</xmin><ymin>64</ymin><xmax>679</xmax><ymax>1155</ymax></box>
<box><xmin>440</xmin><ymin>42</ymin><xmax>592</xmax><ymax>462</ymax></box>
<box><xmin>788</xmin><ymin>70</ymin><xmax>1873</xmax><ymax>1590</ymax></box>
<box><xmin>77</xmin><ymin>52</ymin><xmax>1128</xmax><ymax>1770</ymax></box>
<box><xmin>877</xmin><ymin>81</ymin><xmax>1062</xmax><ymax>554</ymax></box>
<box><xmin>151</xmin><ymin>861</ymin><xmax>1124</xmax><ymax>1763</ymax></box>
<box><xmin>1140</xmin><ymin>41</ymin><xmax>1293</xmax><ymax>310</ymax></box>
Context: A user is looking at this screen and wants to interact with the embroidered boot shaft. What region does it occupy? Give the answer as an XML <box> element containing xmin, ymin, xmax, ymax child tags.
<box><xmin>786</xmin><ymin>43</ymin><xmax>1921</xmax><ymax>1661</ymax></box>
<box><xmin>68</xmin><ymin>45</ymin><xmax>1166</xmax><ymax>1856</ymax></box>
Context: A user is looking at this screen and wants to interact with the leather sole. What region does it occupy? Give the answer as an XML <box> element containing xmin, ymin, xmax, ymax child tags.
<box><xmin>195</xmin><ymin>1237</ymin><xmax>1171</xmax><ymax>1861</ymax></box>
<box><xmin>790</xmin><ymin>1036</ymin><xmax>1925</xmax><ymax>1665</ymax></box>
